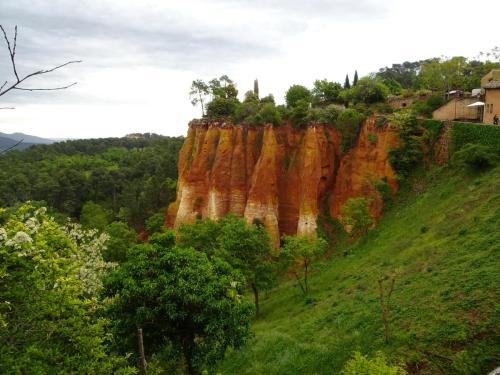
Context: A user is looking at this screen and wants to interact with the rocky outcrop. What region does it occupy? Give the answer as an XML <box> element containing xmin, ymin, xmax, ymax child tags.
<box><xmin>167</xmin><ymin>117</ymin><xmax>399</xmax><ymax>248</ymax></box>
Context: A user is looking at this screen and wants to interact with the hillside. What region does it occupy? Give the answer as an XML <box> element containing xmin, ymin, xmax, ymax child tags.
<box><xmin>219</xmin><ymin>164</ymin><xmax>500</xmax><ymax>374</ymax></box>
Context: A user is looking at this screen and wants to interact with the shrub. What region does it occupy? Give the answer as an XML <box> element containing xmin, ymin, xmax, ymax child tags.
<box><xmin>145</xmin><ymin>212</ymin><xmax>166</xmax><ymax>235</ymax></box>
<box><xmin>452</xmin><ymin>143</ymin><xmax>497</xmax><ymax>171</ymax></box>
<box><xmin>341</xmin><ymin>352</ymin><xmax>407</xmax><ymax>375</ymax></box>
<box><xmin>256</xmin><ymin>102</ymin><xmax>282</xmax><ymax>126</ymax></box>
<box><xmin>368</xmin><ymin>132</ymin><xmax>378</xmax><ymax>145</ymax></box>
<box><xmin>206</xmin><ymin>97</ymin><xmax>239</xmax><ymax>118</ymax></box>
<box><xmin>341</xmin><ymin>197</ymin><xmax>373</xmax><ymax>237</ymax></box>
<box><xmin>349</xmin><ymin>77</ymin><xmax>389</xmax><ymax>104</ymax></box>
<box><xmin>374</xmin><ymin>178</ymin><xmax>393</xmax><ymax>210</ymax></box>
<box><xmin>336</xmin><ymin>109</ymin><xmax>365</xmax><ymax>152</ymax></box>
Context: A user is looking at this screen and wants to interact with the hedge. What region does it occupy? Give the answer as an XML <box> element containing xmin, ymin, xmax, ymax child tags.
<box><xmin>451</xmin><ymin>122</ymin><xmax>500</xmax><ymax>155</ymax></box>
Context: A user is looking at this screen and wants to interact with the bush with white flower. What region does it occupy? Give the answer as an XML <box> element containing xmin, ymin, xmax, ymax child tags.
<box><xmin>0</xmin><ymin>202</ymin><xmax>134</xmax><ymax>373</ymax></box>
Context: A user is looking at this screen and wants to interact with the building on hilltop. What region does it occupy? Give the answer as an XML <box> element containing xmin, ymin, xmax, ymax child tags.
<box><xmin>482</xmin><ymin>69</ymin><xmax>500</xmax><ymax>124</ymax></box>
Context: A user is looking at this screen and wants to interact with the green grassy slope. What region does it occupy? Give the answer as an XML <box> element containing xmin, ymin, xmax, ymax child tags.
<box><xmin>220</xmin><ymin>165</ymin><xmax>500</xmax><ymax>374</ymax></box>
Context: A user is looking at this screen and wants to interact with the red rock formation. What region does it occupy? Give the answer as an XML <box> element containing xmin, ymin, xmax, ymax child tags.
<box><xmin>168</xmin><ymin>117</ymin><xmax>398</xmax><ymax>247</ymax></box>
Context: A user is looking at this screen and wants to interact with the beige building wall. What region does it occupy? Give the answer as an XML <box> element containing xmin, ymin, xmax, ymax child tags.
<box><xmin>483</xmin><ymin>89</ymin><xmax>500</xmax><ymax>124</ymax></box>
<box><xmin>432</xmin><ymin>97</ymin><xmax>480</xmax><ymax>121</ymax></box>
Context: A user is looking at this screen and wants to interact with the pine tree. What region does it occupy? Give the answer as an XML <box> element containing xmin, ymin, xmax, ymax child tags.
<box><xmin>254</xmin><ymin>78</ymin><xmax>259</xmax><ymax>99</ymax></box>
<box><xmin>344</xmin><ymin>74</ymin><xmax>351</xmax><ymax>89</ymax></box>
<box><xmin>353</xmin><ymin>70</ymin><xmax>359</xmax><ymax>86</ymax></box>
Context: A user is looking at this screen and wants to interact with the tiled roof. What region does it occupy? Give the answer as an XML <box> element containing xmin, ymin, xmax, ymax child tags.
<box><xmin>484</xmin><ymin>80</ymin><xmax>500</xmax><ymax>89</ymax></box>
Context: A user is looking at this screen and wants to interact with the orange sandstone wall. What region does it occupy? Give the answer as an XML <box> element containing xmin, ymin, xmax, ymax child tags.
<box><xmin>168</xmin><ymin>118</ymin><xmax>398</xmax><ymax>247</ymax></box>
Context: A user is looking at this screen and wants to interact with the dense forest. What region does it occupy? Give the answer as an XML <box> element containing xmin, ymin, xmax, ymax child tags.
<box><xmin>0</xmin><ymin>135</ymin><xmax>183</xmax><ymax>229</ymax></box>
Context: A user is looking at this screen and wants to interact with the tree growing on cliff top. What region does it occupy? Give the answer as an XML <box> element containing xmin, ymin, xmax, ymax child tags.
<box><xmin>254</xmin><ymin>78</ymin><xmax>259</xmax><ymax>98</ymax></box>
<box><xmin>344</xmin><ymin>74</ymin><xmax>351</xmax><ymax>89</ymax></box>
<box><xmin>189</xmin><ymin>79</ymin><xmax>210</xmax><ymax>116</ymax></box>
<box><xmin>312</xmin><ymin>79</ymin><xmax>343</xmax><ymax>106</ymax></box>
<box><xmin>285</xmin><ymin>84</ymin><xmax>311</xmax><ymax>108</ymax></box>
<box><xmin>279</xmin><ymin>235</ymin><xmax>328</xmax><ymax>295</ymax></box>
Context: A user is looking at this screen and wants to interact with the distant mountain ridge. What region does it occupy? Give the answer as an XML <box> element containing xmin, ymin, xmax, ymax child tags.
<box><xmin>0</xmin><ymin>132</ymin><xmax>54</xmax><ymax>144</ymax></box>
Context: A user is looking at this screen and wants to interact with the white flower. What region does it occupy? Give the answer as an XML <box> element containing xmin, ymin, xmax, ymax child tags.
<box><xmin>0</xmin><ymin>228</ymin><xmax>7</xmax><ymax>242</ymax></box>
<box><xmin>13</xmin><ymin>231</ymin><xmax>32</xmax><ymax>245</ymax></box>
<box><xmin>24</xmin><ymin>218</ymin><xmax>39</xmax><ymax>234</ymax></box>
<box><xmin>230</xmin><ymin>281</ymin><xmax>238</xmax><ymax>289</ymax></box>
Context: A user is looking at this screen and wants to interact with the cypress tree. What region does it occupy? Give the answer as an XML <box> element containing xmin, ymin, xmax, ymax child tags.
<box><xmin>344</xmin><ymin>74</ymin><xmax>351</xmax><ymax>89</ymax></box>
<box><xmin>353</xmin><ymin>70</ymin><xmax>359</xmax><ymax>86</ymax></box>
<box><xmin>254</xmin><ymin>78</ymin><xmax>259</xmax><ymax>99</ymax></box>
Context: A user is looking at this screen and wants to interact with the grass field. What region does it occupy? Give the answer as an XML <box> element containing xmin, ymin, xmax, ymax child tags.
<box><xmin>219</xmin><ymin>164</ymin><xmax>500</xmax><ymax>374</ymax></box>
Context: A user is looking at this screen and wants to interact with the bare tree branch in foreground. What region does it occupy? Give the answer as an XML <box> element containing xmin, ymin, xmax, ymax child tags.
<box><xmin>0</xmin><ymin>25</ymin><xmax>82</xmax><ymax>99</ymax></box>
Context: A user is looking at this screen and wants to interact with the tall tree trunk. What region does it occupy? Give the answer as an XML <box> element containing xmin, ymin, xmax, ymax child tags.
<box><xmin>137</xmin><ymin>328</ymin><xmax>147</xmax><ymax>375</ymax></box>
<box><xmin>252</xmin><ymin>283</ymin><xmax>260</xmax><ymax>318</ymax></box>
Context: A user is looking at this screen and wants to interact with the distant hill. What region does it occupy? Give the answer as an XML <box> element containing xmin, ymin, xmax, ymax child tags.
<box><xmin>0</xmin><ymin>132</ymin><xmax>54</xmax><ymax>144</ymax></box>
<box><xmin>0</xmin><ymin>136</ymin><xmax>35</xmax><ymax>151</ymax></box>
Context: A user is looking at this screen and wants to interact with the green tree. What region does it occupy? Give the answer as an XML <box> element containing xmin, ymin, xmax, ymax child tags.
<box><xmin>177</xmin><ymin>218</ymin><xmax>222</xmax><ymax>257</ymax></box>
<box><xmin>341</xmin><ymin>197</ymin><xmax>373</xmax><ymax>237</ymax></box>
<box><xmin>253</xmin><ymin>78</ymin><xmax>259</xmax><ymax>98</ymax></box>
<box><xmin>353</xmin><ymin>70</ymin><xmax>359</xmax><ymax>86</ymax></box>
<box><xmin>349</xmin><ymin>77</ymin><xmax>389</xmax><ymax>104</ymax></box>
<box><xmin>280</xmin><ymin>235</ymin><xmax>328</xmax><ymax>295</ymax></box>
<box><xmin>80</xmin><ymin>201</ymin><xmax>110</xmax><ymax>231</ymax></box>
<box><xmin>256</xmin><ymin>102</ymin><xmax>282</xmax><ymax>126</ymax></box>
<box><xmin>285</xmin><ymin>85</ymin><xmax>311</xmax><ymax>108</ymax></box>
<box><xmin>145</xmin><ymin>212</ymin><xmax>166</xmax><ymax>235</ymax></box>
<box><xmin>344</xmin><ymin>74</ymin><xmax>351</xmax><ymax>89</ymax></box>
<box><xmin>104</xmin><ymin>221</ymin><xmax>138</xmax><ymax>262</ymax></box>
<box><xmin>312</xmin><ymin>79</ymin><xmax>343</xmax><ymax>106</ymax></box>
<box><xmin>218</xmin><ymin>215</ymin><xmax>276</xmax><ymax>317</ymax></box>
<box><xmin>0</xmin><ymin>203</ymin><xmax>133</xmax><ymax>373</ymax></box>
<box><xmin>103</xmin><ymin>239</ymin><xmax>254</xmax><ymax>375</ymax></box>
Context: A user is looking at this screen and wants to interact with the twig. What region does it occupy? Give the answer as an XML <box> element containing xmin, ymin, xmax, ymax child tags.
<box><xmin>0</xmin><ymin>138</ymin><xmax>23</xmax><ymax>154</ymax></box>
<box><xmin>0</xmin><ymin>24</ymin><xmax>82</xmax><ymax>99</ymax></box>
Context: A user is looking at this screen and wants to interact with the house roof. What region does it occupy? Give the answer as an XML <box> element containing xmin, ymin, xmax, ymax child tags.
<box><xmin>484</xmin><ymin>80</ymin><xmax>500</xmax><ymax>89</ymax></box>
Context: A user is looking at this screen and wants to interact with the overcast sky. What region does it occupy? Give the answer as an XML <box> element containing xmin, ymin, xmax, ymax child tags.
<box><xmin>0</xmin><ymin>0</ymin><xmax>499</xmax><ymax>139</ymax></box>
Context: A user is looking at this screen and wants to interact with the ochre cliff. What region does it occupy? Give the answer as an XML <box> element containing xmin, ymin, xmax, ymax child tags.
<box><xmin>167</xmin><ymin>117</ymin><xmax>399</xmax><ymax>248</ymax></box>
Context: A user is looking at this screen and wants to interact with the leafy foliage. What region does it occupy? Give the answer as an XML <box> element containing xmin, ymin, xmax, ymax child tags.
<box><xmin>103</xmin><ymin>238</ymin><xmax>254</xmax><ymax>374</ymax></box>
<box><xmin>178</xmin><ymin>215</ymin><xmax>278</xmax><ymax>317</ymax></box>
<box><xmin>349</xmin><ymin>77</ymin><xmax>389</xmax><ymax>104</ymax></box>
<box><xmin>0</xmin><ymin>203</ymin><xmax>133</xmax><ymax>373</ymax></box>
<box><xmin>285</xmin><ymin>85</ymin><xmax>312</xmax><ymax>108</ymax></box>
<box><xmin>312</xmin><ymin>79</ymin><xmax>343</xmax><ymax>106</ymax></box>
